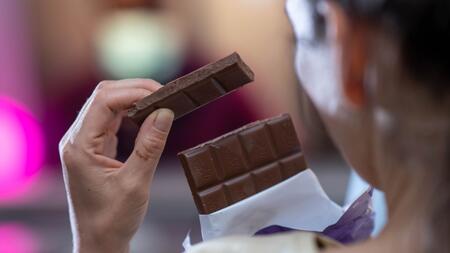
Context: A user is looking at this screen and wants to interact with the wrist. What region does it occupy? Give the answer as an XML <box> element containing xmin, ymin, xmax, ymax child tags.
<box><xmin>75</xmin><ymin>227</ymin><xmax>131</xmax><ymax>253</ymax></box>
<box><xmin>77</xmin><ymin>237</ymin><xmax>130</xmax><ymax>253</ymax></box>
<box><xmin>78</xmin><ymin>243</ymin><xmax>129</xmax><ymax>253</ymax></box>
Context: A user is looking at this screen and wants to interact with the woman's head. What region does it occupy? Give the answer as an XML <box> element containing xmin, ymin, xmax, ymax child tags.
<box><xmin>286</xmin><ymin>0</ymin><xmax>450</xmax><ymax>188</ymax></box>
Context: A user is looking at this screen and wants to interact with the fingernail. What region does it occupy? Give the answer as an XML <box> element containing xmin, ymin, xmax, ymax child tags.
<box><xmin>154</xmin><ymin>109</ymin><xmax>174</xmax><ymax>131</ymax></box>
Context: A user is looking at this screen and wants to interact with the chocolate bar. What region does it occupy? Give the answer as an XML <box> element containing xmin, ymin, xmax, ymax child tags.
<box><xmin>178</xmin><ymin>114</ymin><xmax>307</xmax><ymax>214</ymax></box>
<box><xmin>128</xmin><ymin>52</ymin><xmax>254</xmax><ymax>124</ymax></box>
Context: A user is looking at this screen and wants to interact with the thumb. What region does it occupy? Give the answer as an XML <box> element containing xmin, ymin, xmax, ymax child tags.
<box><xmin>124</xmin><ymin>108</ymin><xmax>174</xmax><ymax>180</ymax></box>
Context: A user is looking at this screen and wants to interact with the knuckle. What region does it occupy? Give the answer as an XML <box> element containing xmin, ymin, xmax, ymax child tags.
<box><xmin>92</xmin><ymin>88</ymin><xmax>109</xmax><ymax>107</ymax></box>
<box><xmin>94</xmin><ymin>81</ymin><xmax>116</xmax><ymax>103</ymax></box>
<box><xmin>59</xmin><ymin>139</ymin><xmax>88</xmax><ymax>170</ymax></box>
<box><xmin>96</xmin><ymin>80</ymin><xmax>113</xmax><ymax>90</ymax></box>
<box><xmin>95</xmin><ymin>87</ymin><xmax>108</xmax><ymax>100</ymax></box>
<box><xmin>60</xmin><ymin>143</ymin><xmax>76</xmax><ymax>167</ymax></box>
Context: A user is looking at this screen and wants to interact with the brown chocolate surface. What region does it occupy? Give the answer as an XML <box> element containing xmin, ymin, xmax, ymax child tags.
<box><xmin>178</xmin><ymin>114</ymin><xmax>307</xmax><ymax>214</ymax></box>
<box><xmin>128</xmin><ymin>52</ymin><xmax>254</xmax><ymax>125</ymax></box>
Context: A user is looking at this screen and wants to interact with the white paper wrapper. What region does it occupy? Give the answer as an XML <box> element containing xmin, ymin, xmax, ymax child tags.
<box><xmin>198</xmin><ymin>169</ymin><xmax>343</xmax><ymax>240</ymax></box>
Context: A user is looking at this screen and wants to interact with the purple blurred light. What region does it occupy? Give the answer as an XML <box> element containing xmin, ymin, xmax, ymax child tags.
<box><xmin>0</xmin><ymin>96</ymin><xmax>44</xmax><ymax>201</ymax></box>
<box><xmin>0</xmin><ymin>223</ymin><xmax>40</xmax><ymax>253</ymax></box>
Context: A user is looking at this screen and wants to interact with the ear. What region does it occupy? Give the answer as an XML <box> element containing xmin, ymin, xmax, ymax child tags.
<box><xmin>328</xmin><ymin>2</ymin><xmax>369</xmax><ymax>107</ymax></box>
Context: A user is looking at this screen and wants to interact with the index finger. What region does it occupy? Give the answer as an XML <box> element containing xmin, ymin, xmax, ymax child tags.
<box><xmin>73</xmin><ymin>80</ymin><xmax>162</xmax><ymax>145</ymax></box>
<box><xmin>80</xmin><ymin>88</ymin><xmax>150</xmax><ymax>141</ymax></box>
<box><xmin>98</xmin><ymin>78</ymin><xmax>162</xmax><ymax>91</ymax></box>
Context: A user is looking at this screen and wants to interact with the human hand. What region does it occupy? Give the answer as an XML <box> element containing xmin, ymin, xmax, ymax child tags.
<box><xmin>59</xmin><ymin>79</ymin><xmax>174</xmax><ymax>253</ymax></box>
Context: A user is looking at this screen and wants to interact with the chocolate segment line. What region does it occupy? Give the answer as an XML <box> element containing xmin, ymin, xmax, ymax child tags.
<box><xmin>178</xmin><ymin>114</ymin><xmax>307</xmax><ymax>214</ymax></box>
<box><xmin>128</xmin><ymin>52</ymin><xmax>254</xmax><ymax>125</ymax></box>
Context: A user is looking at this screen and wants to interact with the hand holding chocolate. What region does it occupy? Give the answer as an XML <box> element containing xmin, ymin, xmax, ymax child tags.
<box><xmin>129</xmin><ymin>53</ymin><xmax>307</xmax><ymax>215</ymax></box>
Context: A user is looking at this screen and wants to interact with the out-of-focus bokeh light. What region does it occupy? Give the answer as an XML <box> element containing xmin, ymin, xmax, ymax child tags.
<box><xmin>0</xmin><ymin>96</ymin><xmax>44</xmax><ymax>202</ymax></box>
<box><xmin>95</xmin><ymin>10</ymin><xmax>185</xmax><ymax>81</ymax></box>
<box><xmin>0</xmin><ymin>223</ymin><xmax>40</xmax><ymax>253</ymax></box>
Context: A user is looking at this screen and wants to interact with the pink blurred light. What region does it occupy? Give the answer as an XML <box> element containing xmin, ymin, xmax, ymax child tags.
<box><xmin>0</xmin><ymin>223</ymin><xmax>40</xmax><ymax>253</ymax></box>
<box><xmin>0</xmin><ymin>96</ymin><xmax>44</xmax><ymax>201</ymax></box>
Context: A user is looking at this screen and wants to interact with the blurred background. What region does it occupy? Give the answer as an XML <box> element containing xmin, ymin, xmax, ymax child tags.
<box><xmin>0</xmin><ymin>0</ymin><xmax>358</xmax><ymax>252</ymax></box>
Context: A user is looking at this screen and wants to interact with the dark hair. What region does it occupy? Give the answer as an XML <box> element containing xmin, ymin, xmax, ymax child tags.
<box><xmin>332</xmin><ymin>0</ymin><xmax>450</xmax><ymax>94</ymax></box>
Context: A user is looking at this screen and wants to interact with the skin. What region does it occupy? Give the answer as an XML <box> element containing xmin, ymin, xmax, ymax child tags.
<box><xmin>59</xmin><ymin>79</ymin><xmax>174</xmax><ymax>253</ymax></box>
<box><xmin>60</xmin><ymin>1</ymin><xmax>450</xmax><ymax>252</ymax></box>
<box><xmin>290</xmin><ymin>1</ymin><xmax>450</xmax><ymax>253</ymax></box>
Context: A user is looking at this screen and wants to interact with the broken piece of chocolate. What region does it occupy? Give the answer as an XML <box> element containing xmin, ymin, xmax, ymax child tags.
<box><xmin>178</xmin><ymin>114</ymin><xmax>307</xmax><ymax>214</ymax></box>
<box><xmin>128</xmin><ymin>52</ymin><xmax>254</xmax><ymax>125</ymax></box>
